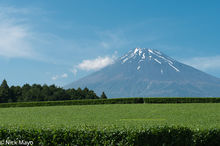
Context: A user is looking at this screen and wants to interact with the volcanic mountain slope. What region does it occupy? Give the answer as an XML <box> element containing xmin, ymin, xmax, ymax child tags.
<box><xmin>66</xmin><ymin>48</ymin><xmax>220</xmax><ymax>98</ymax></box>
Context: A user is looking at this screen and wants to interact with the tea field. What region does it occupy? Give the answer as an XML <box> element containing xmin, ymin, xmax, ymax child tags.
<box><xmin>0</xmin><ymin>103</ymin><xmax>220</xmax><ymax>130</ymax></box>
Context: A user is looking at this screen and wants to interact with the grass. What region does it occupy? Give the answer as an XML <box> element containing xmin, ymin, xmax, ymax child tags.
<box><xmin>0</xmin><ymin>103</ymin><xmax>220</xmax><ymax>130</ymax></box>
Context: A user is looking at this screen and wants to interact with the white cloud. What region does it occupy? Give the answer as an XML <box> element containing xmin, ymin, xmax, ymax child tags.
<box><xmin>51</xmin><ymin>73</ymin><xmax>68</xmax><ymax>81</ymax></box>
<box><xmin>77</xmin><ymin>56</ymin><xmax>116</xmax><ymax>71</ymax></box>
<box><xmin>182</xmin><ymin>56</ymin><xmax>220</xmax><ymax>70</ymax></box>
<box><xmin>0</xmin><ymin>6</ymin><xmax>35</xmax><ymax>58</ymax></box>
<box><xmin>51</xmin><ymin>75</ymin><xmax>59</xmax><ymax>81</ymax></box>
<box><xmin>0</xmin><ymin>23</ymin><xmax>34</xmax><ymax>58</ymax></box>
<box><xmin>61</xmin><ymin>73</ymin><xmax>68</xmax><ymax>78</ymax></box>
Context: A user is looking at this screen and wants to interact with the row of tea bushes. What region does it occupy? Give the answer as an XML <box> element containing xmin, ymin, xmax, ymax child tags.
<box><xmin>143</xmin><ymin>97</ymin><xmax>220</xmax><ymax>103</ymax></box>
<box><xmin>0</xmin><ymin>97</ymin><xmax>220</xmax><ymax>108</ymax></box>
<box><xmin>0</xmin><ymin>98</ymin><xmax>144</xmax><ymax>108</ymax></box>
<box><xmin>0</xmin><ymin>126</ymin><xmax>219</xmax><ymax>145</ymax></box>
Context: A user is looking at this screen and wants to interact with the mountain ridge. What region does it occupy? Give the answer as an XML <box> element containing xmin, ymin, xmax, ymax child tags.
<box><xmin>66</xmin><ymin>48</ymin><xmax>220</xmax><ymax>98</ymax></box>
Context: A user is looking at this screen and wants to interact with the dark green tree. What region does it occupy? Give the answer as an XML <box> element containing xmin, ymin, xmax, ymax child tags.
<box><xmin>0</xmin><ymin>79</ymin><xmax>10</xmax><ymax>103</ymax></box>
<box><xmin>87</xmin><ymin>90</ymin><xmax>99</xmax><ymax>99</ymax></box>
<box><xmin>10</xmin><ymin>86</ymin><xmax>22</xmax><ymax>102</ymax></box>
<box><xmin>101</xmin><ymin>92</ymin><xmax>107</xmax><ymax>99</ymax></box>
<box><xmin>53</xmin><ymin>87</ymin><xmax>70</xmax><ymax>100</ymax></box>
<box><xmin>0</xmin><ymin>79</ymin><xmax>101</xmax><ymax>102</ymax></box>
<box><xmin>27</xmin><ymin>84</ymin><xmax>42</xmax><ymax>101</ymax></box>
<box><xmin>41</xmin><ymin>84</ymin><xmax>52</xmax><ymax>101</ymax></box>
<box><xmin>66</xmin><ymin>88</ymin><xmax>77</xmax><ymax>100</ymax></box>
<box><xmin>76</xmin><ymin>88</ymin><xmax>83</xmax><ymax>99</ymax></box>
<box><xmin>21</xmin><ymin>84</ymin><xmax>31</xmax><ymax>102</ymax></box>
<box><xmin>83</xmin><ymin>87</ymin><xmax>91</xmax><ymax>99</ymax></box>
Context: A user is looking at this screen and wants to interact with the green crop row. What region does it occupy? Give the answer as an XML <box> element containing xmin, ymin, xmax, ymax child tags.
<box><xmin>0</xmin><ymin>97</ymin><xmax>220</xmax><ymax>108</ymax></box>
<box><xmin>143</xmin><ymin>97</ymin><xmax>220</xmax><ymax>103</ymax></box>
<box><xmin>0</xmin><ymin>98</ymin><xmax>144</xmax><ymax>108</ymax></box>
<box><xmin>0</xmin><ymin>126</ymin><xmax>219</xmax><ymax>146</ymax></box>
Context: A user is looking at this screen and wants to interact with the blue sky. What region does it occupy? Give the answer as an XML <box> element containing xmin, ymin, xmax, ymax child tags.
<box><xmin>0</xmin><ymin>0</ymin><xmax>220</xmax><ymax>86</ymax></box>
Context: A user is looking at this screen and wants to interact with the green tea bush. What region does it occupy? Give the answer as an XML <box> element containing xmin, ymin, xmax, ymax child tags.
<box><xmin>0</xmin><ymin>98</ymin><xmax>144</xmax><ymax>108</ymax></box>
<box><xmin>0</xmin><ymin>97</ymin><xmax>220</xmax><ymax>108</ymax></box>
<box><xmin>143</xmin><ymin>97</ymin><xmax>220</xmax><ymax>103</ymax></box>
<box><xmin>0</xmin><ymin>126</ymin><xmax>219</xmax><ymax>145</ymax></box>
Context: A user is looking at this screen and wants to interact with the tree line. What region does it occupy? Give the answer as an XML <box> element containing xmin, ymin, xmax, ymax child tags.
<box><xmin>0</xmin><ymin>79</ymin><xmax>107</xmax><ymax>103</ymax></box>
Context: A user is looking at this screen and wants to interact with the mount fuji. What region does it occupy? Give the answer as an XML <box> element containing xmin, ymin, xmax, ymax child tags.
<box><xmin>66</xmin><ymin>48</ymin><xmax>220</xmax><ymax>98</ymax></box>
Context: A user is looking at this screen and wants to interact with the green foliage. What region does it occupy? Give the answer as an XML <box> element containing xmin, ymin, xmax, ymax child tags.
<box><xmin>101</xmin><ymin>92</ymin><xmax>107</xmax><ymax>99</ymax></box>
<box><xmin>143</xmin><ymin>97</ymin><xmax>220</xmax><ymax>103</ymax></box>
<box><xmin>10</xmin><ymin>86</ymin><xmax>22</xmax><ymax>102</ymax></box>
<box><xmin>0</xmin><ymin>103</ymin><xmax>220</xmax><ymax>145</ymax></box>
<box><xmin>0</xmin><ymin>98</ymin><xmax>145</xmax><ymax>108</ymax></box>
<box><xmin>1</xmin><ymin>97</ymin><xmax>220</xmax><ymax>108</ymax></box>
<box><xmin>0</xmin><ymin>79</ymin><xmax>100</xmax><ymax>103</ymax></box>
<box><xmin>0</xmin><ymin>79</ymin><xmax>11</xmax><ymax>103</ymax></box>
<box><xmin>0</xmin><ymin>126</ymin><xmax>219</xmax><ymax>145</ymax></box>
<box><xmin>1</xmin><ymin>103</ymin><xmax>220</xmax><ymax>129</ymax></box>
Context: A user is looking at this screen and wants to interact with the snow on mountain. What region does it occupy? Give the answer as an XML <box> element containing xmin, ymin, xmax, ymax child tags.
<box><xmin>65</xmin><ymin>48</ymin><xmax>220</xmax><ymax>98</ymax></box>
<box><xmin>120</xmin><ymin>48</ymin><xmax>179</xmax><ymax>73</ymax></box>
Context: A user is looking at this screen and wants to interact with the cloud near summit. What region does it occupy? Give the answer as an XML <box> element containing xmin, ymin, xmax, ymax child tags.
<box><xmin>77</xmin><ymin>56</ymin><xmax>116</xmax><ymax>71</ymax></box>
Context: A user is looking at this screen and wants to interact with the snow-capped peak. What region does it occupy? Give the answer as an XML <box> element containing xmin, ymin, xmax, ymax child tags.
<box><xmin>120</xmin><ymin>48</ymin><xmax>180</xmax><ymax>73</ymax></box>
<box><xmin>133</xmin><ymin>48</ymin><xmax>139</xmax><ymax>54</ymax></box>
<box><xmin>133</xmin><ymin>48</ymin><xmax>144</xmax><ymax>56</ymax></box>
